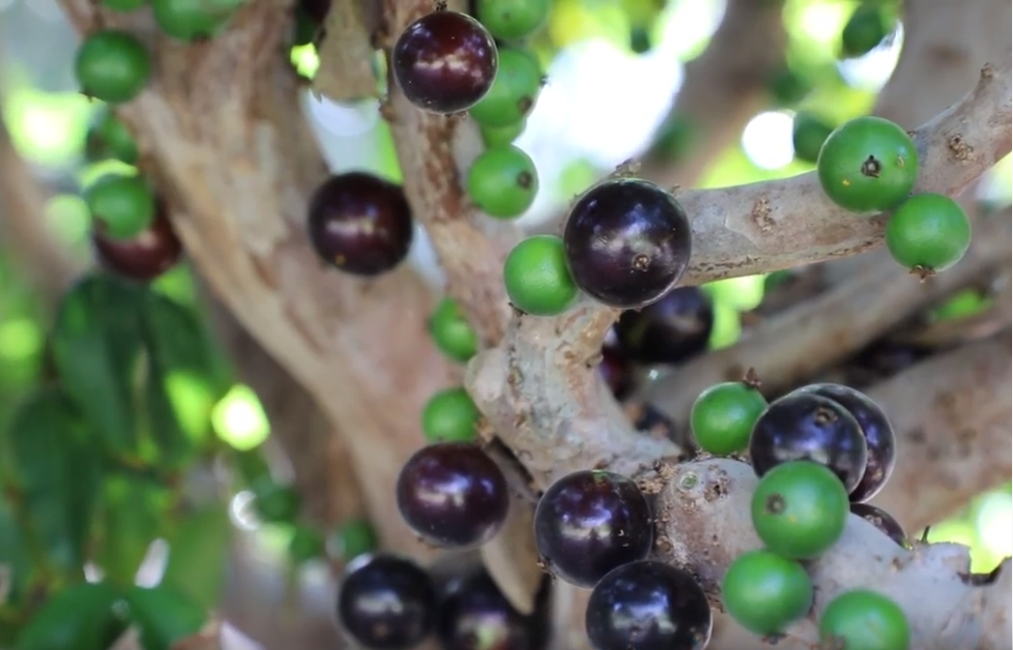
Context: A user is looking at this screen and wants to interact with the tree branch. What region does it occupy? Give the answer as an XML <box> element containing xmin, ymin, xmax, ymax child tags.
<box><xmin>642</xmin><ymin>205</ymin><xmax>1012</xmax><ymax>425</ymax></box>
<box><xmin>639</xmin><ymin>0</ymin><xmax>787</xmax><ymax>187</ymax></box>
<box><xmin>313</xmin><ymin>0</ymin><xmax>381</xmax><ymax>102</ymax></box>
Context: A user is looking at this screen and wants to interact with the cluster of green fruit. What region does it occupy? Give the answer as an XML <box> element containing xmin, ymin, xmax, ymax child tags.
<box><xmin>689</xmin><ymin>379</ymin><xmax>912</xmax><ymax>649</ymax></box>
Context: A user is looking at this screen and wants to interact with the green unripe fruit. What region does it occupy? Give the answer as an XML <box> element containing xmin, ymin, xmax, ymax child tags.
<box><xmin>252</xmin><ymin>477</ymin><xmax>301</xmax><ymax>524</ymax></box>
<box><xmin>152</xmin><ymin>0</ymin><xmax>245</xmax><ymax>41</ymax></box>
<box><xmin>503</xmin><ymin>235</ymin><xmax>579</xmax><ymax>316</ymax></box>
<box><xmin>102</xmin><ymin>0</ymin><xmax>146</xmax><ymax>12</ymax></box>
<box><xmin>475</xmin><ymin>0</ymin><xmax>551</xmax><ymax>41</ymax></box>
<box><xmin>722</xmin><ymin>549</ymin><xmax>813</xmax><ymax>636</ymax></box>
<box><xmin>288</xmin><ymin>525</ymin><xmax>325</xmax><ymax>565</ymax></box>
<box><xmin>480</xmin><ymin>120</ymin><xmax>527</xmax><ymax>147</ymax></box>
<box><xmin>74</xmin><ymin>30</ymin><xmax>152</xmax><ymax>104</ymax></box>
<box><xmin>819</xmin><ymin>590</ymin><xmax>911</xmax><ymax>650</ymax></box>
<box><xmin>841</xmin><ymin>4</ymin><xmax>891</xmax><ymax>59</ymax></box>
<box><xmin>84</xmin><ymin>174</ymin><xmax>156</xmax><ymax>240</ymax></box>
<box><xmin>428</xmin><ymin>297</ymin><xmax>479</xmax><ymax>363</ymax></box>
<box><xmin>332</xmin><ymin>518</ymin><xmax>377</xmax><ymax>562</ymax></box>
<box><xmin>469</xmin><ymin>47</ymin><xmax>543</xmax><ymax>128</ymax></box>
<box><xmin>86</xmin><ymin>107</ymin><xmax>140</xmax><ymax>165</ymax></box>
<box><xmin>885</xmin><ymin>193</ymin><xmax>971</xmax><ymax>274</ymax></box>
<box><xmin>690</xmin><ymin>382</ymin><xmax>767</xmax><ymax>456</ymax></box>
<box><xmin>792</xmin><ymin>112</ymin><xmax>834</xmax><ymax>164</ymax></box>
<box><xmin>421</xmin><ymin>387</ymin><xmax>481</xmax><ymax>443</ymax></box>
<box><xmin>467</xmin><ymin>145</ymin><xmax>539</xmax><ymax>219</ymax></box>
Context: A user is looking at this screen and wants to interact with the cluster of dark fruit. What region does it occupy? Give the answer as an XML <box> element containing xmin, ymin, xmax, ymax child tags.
<box><xmin>337</xmin><ymin>554</ymin><xmax>547</xmax><ymax>650</ymax></box>
<box><xmin>688</xmin><ymin>379</ymin><xmax>913</xmax><ymax>648</ymax></box>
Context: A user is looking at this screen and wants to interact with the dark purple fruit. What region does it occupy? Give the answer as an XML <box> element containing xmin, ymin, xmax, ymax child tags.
<box><xmin>563</xmin><ymin>178</ymin><xmax>692</xmax><ymax>309</ymax></box>
<box><xmin>337</xmin><ymin>554</ymin><xmax>438</xmax><ymax>650</ymax></box>
<box><xmin>437</xmin><ymin>569</ymin><xmax>538</xmax><ymax>650</ymax></box>
<box><xmin>300</xmin><ymin>0</ymin><xmax>330</xmax><ymax>24</ymax></box>
<box><xmin>307</xmin><ymin>172</ymin><xmax>413</xmax><ymax>277</ymax></box>
<box><xmin>598</xmin><ymin>344</ymin><xmax>636</xmax><ymax>400</ymax></box>
<box><xmin>850</xmin><ymin>503</ymin><xmax>909</xmax><ymax>549</ymax></box>
<box><xmin>92</xmin><ymin>208</ymin><xmax>182</xmax><ymax>282</ymax></box>
<box><xmin>391</xmin><ymin>10</ymin><xmax>498</xmax><ymax>114</ymax></box>
<box><xmin>586</xmin><ymin>560</ymin><xmax>712</xmax><ymax>650</ymax></box>
<box><xmin>396</xmin><ymin>442</ymin><xmax>509</xmax><ymax>548</ymax></box>
<box><xmin>613</xmin><ymin>286</ymin><xmax>713</xmax><ymax>364</ymax></box>
<box><xmin>533</xmin><ymin>469</ymin><xmax>654</xmax><ymax>588</ymax></box>
<box><xmin>749</xmin><ymin>392</ymin><xmax>869</xmax><ymax>493</ymax></box>
<box><xmin>790</xmin><ymin>383</ymin><xmax>896</xmax><ymax>503</ymax></box>
<box><xmin>850</xmin><ymin>340</ymin><xmax>932</xmax><ymax>378</ymax></box>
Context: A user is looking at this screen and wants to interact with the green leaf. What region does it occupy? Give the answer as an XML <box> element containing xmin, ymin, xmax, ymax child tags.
<box><xmin>0</xmin><ymin>499</ymin><xmax>34</xmax><ymax>611</ymax></box>
<box><xmin>160</xmin><ymin>507</ymin><xmax>230</xmax><ymax>611</ymax></box>
<box><xmin>139</xmin><ymin>292</ymin><xmax>224</xmax><ymax>466</ymax></box>
<box><xmin>126</xmin><ymin>584</ymin><xmax>207</xmax><ymax>650</ymax></box>
<box><xmin>94</xmin><ymin>475</ymin><xmax>170</xmax><ymax>587</ymax></box>
<box><xmin>2</xmin><ymin>387</ymin><xmax>103</xmax><ymax>577</ymax></box>
<box><xmin>14</xmin><ymin>582</ymin><xmax>124</xmax><ymax>650</ymax></box>
<box><xmin>51</xmin><ymin>273</ymin><xmax>146</xmax><ymax>456</ymax></box>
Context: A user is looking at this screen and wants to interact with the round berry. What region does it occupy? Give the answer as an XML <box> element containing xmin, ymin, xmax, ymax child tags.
<box><xmin>85</xmin><ymin>174</ymin><xmax>157</xmax><ymax>240</ymax></box>
<box><xmin>533</xmin><ymin>469</ymin><xmax>654</xmax><ymax>588</ymax></box>
<box><xmin>749</xmin><ymin>392</ymin><xmax>868</xmax><ymax>493</ymax></box>
<box><xmin>437</xmin><ymin>570</ymin><xmax>537</xmax><ymax>650</ymax></box>
<box><xmin>792</xmin><ymin>112</ymin><xmax>834</xmax><ymax>164</ymax></box>
<box><xmin>613</xmin><ymin>286</ymin><xmax>714</xmax><ymax>364</ymax></box>
<box><xmin>337</xmin><ymin>554</ymin><xmax>438</xmax><ymax>650</ymax></box>
<box><xmin>421</xmin><ymin>387</ymin><xmax>481</xmax><ymax>444</ymax></box>
<box><xmin>819</xmin><ymin>590</ymin><xmax>910</xmax><ymax>650</ymax></box>
<box><xmin>885</xmin><ymin>193</ymin><xmax>971</xmax><ymax>274</ymax></box>
<box><xmin>469</xmin><ymin>47</ymin><xmax>542</xmax><ymax>128</ymax></box>
<box><xmin>93</xmin><ymin>207</ymin><xmax>183</xmax><ymax>282</ymax></box>
<box><xmin>751</xmin><ymin>460</ymin><xmax>850</xmax><ymax>559</ymax></box>
<box><xmin>690</xmin><ymin>381</ymin><xmax>767</xmax><ymax>456</ymax></box>
<box><xmin>850</xmin><ymin>503</ymin><xmax>909</xmax><ymax>549</ymax></box>
<box><xmin>467</xmin><ymin>144</ymin><xmax>539</xmax><ymax>219</ymax></box>
<box><xmin>721</xmin><ymin>549</ymin><xmax>813</xmax><ymax>636</ymax></box>
<box><xmin>503</xmin><ymin>235</ymin><xmax>579</xmax><ymax>316</ymax></box>
<box><xmin>841</xmin><ymin>4</ymin><xmax>890</xmax><ymax>59</ymax></box>
<box><xmin>396</xmin><ymin>442</ymin><xmax>509</xmax><ymax>548</ymax></box>
<box><xmin>307</xmin><ymin>172</ymin><xmax>413</xmax><ymax>277</ymax></box>
<box><xmin>427</xmin><ymin>297</ymin><xmax>479</xmax><ymax>363</ymax></box>
<box><xmin>768</xmin><ymin>67</ymin><xmax>811</xmax><ymax>106</ymax></box>
<box><xmin>288</xmin><ymin>525</ymin><xmax>325</xmax><ymax>565</ymax></box>
<box><xmin>152</xmin><ymin>0</ymin><xmax>241</xmax><ymax>41</ymax></box>
<box><xmin>474</xmin><ymin>0</ymin><xmax>551</xmax><ymax>41</ymax></box>
<box><xmin>251</xmin><ymin>478</ymin><xmax>301</xmax><ymax>524</ymax></box>
<box><xmin>85</xmin><ymin>107</ymin><xmax>139</xmax><ymax>164</ymax></box>
<box><xmin>789</xmin><ymin>383</ymin><xmax>895</xmax><ymax>503</ymax></box>
<box><xmin>586</xmin><ymin>560</ymin><xmax>712</xmax><ymax>650</ymax></box>
<box><xmin>563</xmin><ymin>178</ymin><xmax>692</xmax><ymax>309</ymax></box>
<box><xmin>817</xmin><ymin>116</ymin><xmax>918</xmax><ymax>213</ymax></box>
<box><xmin>102</xmin><ymin>0</ymin><xmax>145</xmax><ymax>12</ymax></box>
<box><xmin>598</xmin><ymin>344</ymin><xmax>636</xmax><ymax>400</ymax></box>
<box><xmin>392</xmin><ymin>10</ymin><xmax>498</xmax><ymax>114</ymax></box>
<box><xmin>331</xmin><ymin>518</ymin><xmax>378</xmax><ymax>562</ymax></box>
<box><xmin>481</xmin><ymin>119</ymin><xmax>526</xmax><ymax>147</ymax></box>
<box><xmin>74</xmin><ymin>30</ymin><xmax>152</xmax><ymax>104</ymax></box>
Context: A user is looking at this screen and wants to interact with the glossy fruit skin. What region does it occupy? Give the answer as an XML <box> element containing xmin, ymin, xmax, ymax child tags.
<box><xmin>475</xmin><ymin>0</ymin><xmax>551</xmax><ymax>41</ymax></box>
<box><xmin>841</xmin><ymin>4</ymin><xmax>890</xmax><ymax>58</ymax></box>
<box><xmin>437</xmin><ymin>570</ymin><xmax>538</xmax><ymax>650</ymax></box>
<box><xmin>85</xmin><ymin>175</ymin><xmax>157</xmax><ymax>240</ymax></box>
<box><xmin>613</xmin><ymin>286</ymin><xmax>714</xmax><ymax>364</ymax></box>
<box><xmin>86</xmin><ymin>107</ymin><xmax>139</xmax><ymax>164</ymax></box>
<box><xmin>503</xmin><ymin>235</ymin><xmax>579</xmax><ymax>316</ymax></box>
<box><xmin>74</xmin><ymin>30</ymin><xmax>152</xmax><ymax>104</ymax></box>
<box><xmin>481</xmin><ymin>120</ymin><xmax>526</xmax><ymax>147</ymax></box>
<box><xmin>819</xmin><ymin>590</ymin><xmax>911</xmax><ymax>650</ymax></box>
<box><xmin>337</xmin><ymin>554</ymin><xmax>438</xmax><ymax>650</ymax></box>
<box><xmin>152</xmin><ymin>0</ymin><xmax>243</xmax><ymax>41</ymax></box>
<box><xmin>586</xmin><ymin>560</ymin><xmax>712</xmax><ymax>650</ymax></box>
<box><xmin>533</xmin><ymin>469</ymin><xmax>654</xmax><ymax>588</ymax></box>
<box><xmin>690</xmin><ymin>382</ymin><xmax>767</xmax><ymax>456</ymax></box>
<box><xmin>789</xmin><ymin>383</ymin><xmax>895</xmax><ymax>503</ymax></box>
<box><xmin>885</xmin><ymin>193</ymin><xmax>971</xmax><ymax>273</ymax></box>
<box><xmin>563</xmin><ymin>178</ymin><xmax>692</xmax><ymax>309</ymax></box>
<box><xmin>428</xmin><ymin>297</ymin><xmax>479</xmax><ymax>363</ymax></box>
<box><xmin>721</xmin><ymin>549</ymin><xmax>813</xmax><ymax>636</ymax></box>
<box><xmin>93</xmin><ymin>208</ymin><xmax>183</xmax><ymax>282</ymax></box>
<box><xmin>421</xmin><ymin>387</ymin><xmax>480</xmax><ymax>443</ymax></box>
<box><xmin>850</xmin><ymin>503</ymin><xmax>910</xmax><ymax>549</ymax></box>
<box><xmin>598</xmin><ymin>344</ymin><xmax>636</xmax><ymax>400</ymax></box>
<box><xmin>467</xmin><ymin>145</ymin><xmax>539</xmax><ymax>219</ymax></box>
<box><xmin>792</xmin><ymin>112</ymin><xmax>834</xmax><ymax>164</ymax></box>
<box><xmin>392</xmin><ymin>11</ymin><xmax>498</xmax><ymax>114</ymax></box>
<box><xmin>469</xmin><ymin>47</ymin><xmax>542</xmax><ymax>128</ymax></box>
<box><xmin>751</xmin><ymin>461</ymin><xmax>850</xmax><ymax>559</ymax></box>
<box><xmin>749</xmin><ymin>392</ymin><xmax>869</xmax><ymax>494</ymax></box>
<box><xmin>817</xmin><ymin>116</ymin><xmax>919</xmax><ymax>213</ymax></box>
<box><xmin>332</xmin><ymin>518</ymin><xmax>378</xmax><ymax>562</ymax></box>
<box><xmin>396</xmin><ymin>442</ymin><xmax>509</xmax><ymax>548</ymax></box>
<box><xmin>307</xmin><ymin>172</ymin><xmax>413</xmax><ymax>277</ymax></box>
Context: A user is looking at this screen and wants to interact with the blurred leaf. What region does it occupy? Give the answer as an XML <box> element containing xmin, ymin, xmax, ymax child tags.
<box><xmin>51</xmin><ymin>274</ymin><xmax>146</xmax><ymax>457</ymax></box>
<box><xmin>14</xmin><ymin>582</ymin><xmax>123</xmax><ymax>650</ymax></box>
<box><xmin>95</xmin><ymin>475</ymin><xmax>171</xmax><ymax>587</ymax></box>
<box><xmin>0</xmin><ymin>500</ymin><xmax>34</xmax><ymax>611</ymax></box>
<box><xmin>1</xmin><ymin>387</ymin><xmax>103</xmax><ymax>578</ymax></box>
<box><xmin>160</xmin><ymin>507</ymin><xmax>230</xmax><ymax>611</ymax></box>
<box><xmin>126</xmin><ymin>584</ymin><xmax>207</xmax><ymax>650</ymax></box>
